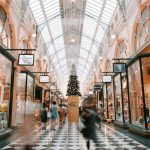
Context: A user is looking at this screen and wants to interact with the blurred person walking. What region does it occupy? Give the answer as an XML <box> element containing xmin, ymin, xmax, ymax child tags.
<box><xmin>58</xmin><ymin>104</ymin><xmax>66</xmax><ymax>128</ymax></box>
<box><xmin>81</xmin><ymin>108</ymin><xmax>98</xmax><ymax>150</ymax></box>
<box><xmin>50</xmin><ymin>101</ymin><xmax>58</xmax><ymax>130</ymax></box>
<box><xmin>40</xmin><ymin>103</ymin><xmax>47</xmax><ymax>130</ymax></box>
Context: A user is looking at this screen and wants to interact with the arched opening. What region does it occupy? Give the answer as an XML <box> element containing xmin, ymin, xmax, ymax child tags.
<box><xmin>134</xmin><ymin>5</ymin><xmax>150</xmax><ymax>51</ymax></box>
<box><xmin>0</xmin><ymin>6</ymin><xmax>12</xmax><ymax>48</ymax></box>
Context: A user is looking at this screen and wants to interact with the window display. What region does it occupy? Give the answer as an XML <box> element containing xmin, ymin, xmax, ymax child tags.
<box><xmin>114</xmin><ymin>74</ymin><xmax>123</xmax><ymax>122</ymax></box>
<box><xmin>103</xmin><ymin>83</ymin><xmax>113</xmax><ymax>119</ymax></box>
<box><xmin>16</xmin><ymin>73</ymin><xmax>26</xmax><ymax>125</ymax></box>
<box><xmin>128</xmin><ymin>60</ymin><xmax>144</xmax><ymax>128</ymax></box>
<box><xmin>44</xmin><ymin>90</ymin><xmax>50</xmax><ymax>109</ymax></box>
<box><xmin>121</xmin><ymin>74</ymin><xmax>129</xmax><ymax>123</ymax></box>
<box><xmin>16</xmin><ymin>73</ymin><xmax>35</xmax><ymax>125</ymax></box>
<box><xmin>107</xmin><ymin>85</ymin><xmax>113</xmax><ymax>119</ymax></box>
<box><xmin>142</xmin><ymin>57</ymin><xmax>150</xmax><ymax>129</ymax></box>
<box><xmin>114</xmin><ymin>73</ymin><xmax>129</xmax><ymax>124</ymax></box>
<box><xmin>0</xmin><ymin>53</ymin><xmax>12</xmax><ymax>131</ymax></box>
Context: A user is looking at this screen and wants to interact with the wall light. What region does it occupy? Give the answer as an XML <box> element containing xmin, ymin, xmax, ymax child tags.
<box><xmin>99</xmin><ymin>56</ymin><xmax>103</xmax><ymax>61</ymax></box>
<box><xmin>31</xmin><ymin>33</ymin><xmax>36</xmax><ymax>38</ymax></box>
<box><xmin>111</xmin><ymin>34</ymin><xmax>116</xmax><ymax>39</ymax></box>
<box><xmin>71</xmin><ymin>39</ymin><xmax>75</xmax><ymax>42</ymax></box>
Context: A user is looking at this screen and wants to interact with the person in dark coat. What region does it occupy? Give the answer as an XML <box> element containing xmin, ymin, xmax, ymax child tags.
<box><xmin>81</xmin><ymin>108</ymin><xmax>97</xmax><ymax>149</ymax></box>
<box><xmin>40</xmin><ymin>103</ymin><xmax>47</xmax><ymax>130</ymax></box>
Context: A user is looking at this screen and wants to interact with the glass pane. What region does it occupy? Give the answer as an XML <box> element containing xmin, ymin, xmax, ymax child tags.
<box><xmin>103</xmin><ymin>84</ymin><xmax>107</xmax><ymax>119</ymax></box>
<box><xmin>0</xmin><ymin>53</ymin><xmax>12</xmax><ymax>129</ymax></box>
<box><xmin>108</xmin><ymin>84</ymin><xmax>113</xmax><ymax>119</ymax></box>
<box><xmin>25</xmin><ymin>75</ymin><xmax>34</xmax><ymax>122</ymax></box>
<box><xmin>128</xmin><ymin>60</ymin><xmax>144</xmax><ymax>128</ymax></box>
<box><xmin>114</xmin><ymin>74</ymin><xmax>123</xmax><ymax>122</ymax></box>
<box><xmin>142</xmin><ymin>57</ymin><xmax>150</xmax><ymax>130</ymax></box>
<box><xmin>16</xmin><ymin>73</ymin><xmax>26</xmax><ymax>125</ymax></box>
<box><xmin>121</xmin><ymin>74</ymin><xmax>129</xmax><ymax>123</ymax></box>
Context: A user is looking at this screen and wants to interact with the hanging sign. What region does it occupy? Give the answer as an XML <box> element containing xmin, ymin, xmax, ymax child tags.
<box><xmin>89</xmin><ymin>90</ymin><xmax>93</xmax><ymax>95</ymax></box>
<box><xmin>102</xmin><ymin>75</ymin><xmax>112</xmax><ymax>83</ymax></box>
<box><xmin>50</xmin><ymin>85</ymin><xmax>57</xmax><ymax>90</ymax></box>
<box><xmin>39</xmin><ymin>75</ymin><xmax>50</xmax><ymax>83</ymax></box>
<box><xmin>18</xmin><ymin>54</ymin><xmax>34</xmax><ymax>66</ymax></box>
<box><xmin>113</xmin><ymin>63</ymin><xmax>126</xmax><ymax>73</ymax></box>
<box><xmin>93</xmin><ymin>83</ymin><xmax>102</xmax><ymax>90</ymax></box>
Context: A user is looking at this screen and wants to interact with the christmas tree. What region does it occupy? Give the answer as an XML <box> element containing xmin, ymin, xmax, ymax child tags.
<box><xmin>66</xmin><ymin>64</ymin><xmax>81</xmax><ymax>96</ymax></box>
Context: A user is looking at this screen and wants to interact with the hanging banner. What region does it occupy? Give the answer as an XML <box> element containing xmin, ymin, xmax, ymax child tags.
<box><xmin>102</xmin><ymin>75</ymin><xmax>112</xmax><ymax>83</ymax></box>
<box><xmin>39</xmin><ymin>75</ymin><xmax>50</xmax><ymax>83</ymax></box>
<box><xmin>18</xmin><ymin>54</ymin><xmax>34</xmax><ymax>66</ymax></box>
<box><xmin>113</xmin><ymin>63</ymin><xmax>126</xmax><ymax>73</ymax></box>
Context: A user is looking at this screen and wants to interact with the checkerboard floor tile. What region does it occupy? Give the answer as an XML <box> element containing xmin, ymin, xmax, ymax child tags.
<box><xmin>1</xmin><ymin>122</ymin><xmax>149</xmax><ymax>150</ymax></box>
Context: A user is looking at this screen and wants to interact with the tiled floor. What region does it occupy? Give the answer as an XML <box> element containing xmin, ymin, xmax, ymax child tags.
<box><xmin>1</xmin><ymin>122</ymin><xmax>149</xmax><ymax>150</ymax></box>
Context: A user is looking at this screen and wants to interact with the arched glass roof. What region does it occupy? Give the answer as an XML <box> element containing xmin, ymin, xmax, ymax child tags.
<box><xmin>29</xmin><ymin>0</ymin><xmax>118</xmax><ymax>94</ymax></box>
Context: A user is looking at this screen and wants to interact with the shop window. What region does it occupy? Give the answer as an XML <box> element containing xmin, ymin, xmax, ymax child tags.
<box><xmin>128</xmin><ymin>60</ymin><xmax>143</xmax><ymax>127</ymax></box>
<box><xmin>0</xmin><ymin>53</ymin><xmax>12</xmax><ymax>130</ymax></box>
<box><xmin>16</xmin><ymin>73</ymin><xmax>26</xmax><ymax>125</ymax></box>
<box><xmin>142</xmin><ymin>57</ymin><xmax>150</xmax><ymax>129</ymax></box>
<box><xmin>134</xmin><ymin>5</ymin><xmax>150</xmax><ymax>51</ymax></box>
<box><xmin>0</xmin><ymin>7</ymin><xmax>12</xmax><ymax>48</ymax></box>
<box><xmin>16</xmin><ymin>73</ymin><xmax>34</xmax><ymax>125</ymax></box>
<box><xmin>114</xmin><ymin>74</ymin><xmax>123</xmax><ymax>122</ymax></box>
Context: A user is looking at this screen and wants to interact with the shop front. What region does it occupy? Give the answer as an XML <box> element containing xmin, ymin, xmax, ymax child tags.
<box><xmin>113</xmin><ymin>73</ymin><xmax>129</xmax><ymax>128</ymax></box>
<box><xmin>127</xmin><ymin>53</ymin><xmax>150</xmax><ymax>136</ymax></box>
<box><xmin>0</xmin><ymin>46</ymin><xmax>15</xmax><ymax>132</ymax></box>
<box><xmin>15</xmin><ymin>71</ymin><xmax>35</xmax><ymax>125</ymax></box>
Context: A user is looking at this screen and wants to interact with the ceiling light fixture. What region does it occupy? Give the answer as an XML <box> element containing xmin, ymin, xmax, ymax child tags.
<box><xmin>111</xmin><ymin>34</ymin><xmax>116</xmax><ymax>39</ymax></box>
<box><xmin>71</xmin><ymin>39</ymin><xmax>75</xmax><ymax>42</ymax></box>
<box><xmin>31</xmin><ymin>33</ymin><xmax>36</xmax><ymax>38</ymax></box>
<box><xmin>99</xmin><ymin>56</ymin><xmax>103</xmax><ymax>61</ymax></box>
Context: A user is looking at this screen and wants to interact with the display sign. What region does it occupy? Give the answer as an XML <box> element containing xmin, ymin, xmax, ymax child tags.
<box><xmin>39</xmin><ymin>75</ymin><xmax>49</xmax><ymax>83</ymax></box>
<box><xmin>102</xmin><ymin>75</ymin><xmax>112</xmax><ymax>83</ymax></box>
<box><xmin>113</xmin><ymin>63</ymin><xmax>126</xmax><ymax>73</ymax></box>
<box><xmin>50</xmin><ymin>85</ymin><xmax>57</xmax><ymax>90</ymax></box>
<box><xmin>93</xmin><ymin>83</ymin><xmax>102</xmax><ymax>90</ymax></box>
<box><xmin>89</xmin><ymin>90</ymin><xmax>93</xmax><ymax>95</ymax></box>
<box><xmin>18</xmin><ymin>54</ymin><xmax>34</xmax><ymax>66</ymax></box>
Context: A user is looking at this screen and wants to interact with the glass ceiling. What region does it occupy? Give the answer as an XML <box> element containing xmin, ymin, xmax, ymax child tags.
<box><xmin>29</xmin><ymin>0</ymin><xmax>118</xmax><ymax>95</ymax></box>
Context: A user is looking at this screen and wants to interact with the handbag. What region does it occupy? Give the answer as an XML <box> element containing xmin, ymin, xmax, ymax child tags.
<box><xmin>47</xmin><ymin>112</ymin><xmax>51</xmax><ymax>119</ymax></box>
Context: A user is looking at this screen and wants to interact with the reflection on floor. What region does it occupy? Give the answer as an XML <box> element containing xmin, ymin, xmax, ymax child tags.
<box><xmin>1</xmin><ymin>122</ymin><xmax>149</xmax><ymax>150</ymax></box>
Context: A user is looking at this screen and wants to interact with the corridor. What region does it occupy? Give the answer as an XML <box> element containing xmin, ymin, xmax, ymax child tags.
<box><xmin>1</xmin><ymin>122</ymin><xmax>149</xmax><ymax>150</ymax></box>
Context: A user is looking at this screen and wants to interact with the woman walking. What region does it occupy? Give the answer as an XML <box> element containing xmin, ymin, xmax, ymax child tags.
<box><xmin>81</xmin><ymin>108</ymin><xmax>97</xmax><ymax>149</ymax></box>
<box><xmin>40</xmin><ymin>103</ymin><xmax>47</xmax><ymax>130</ymax></box>
<box><xmin>50</xmin><ymin>101</ymin><xmax>58</xmax><ymax>130</ymax></box>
